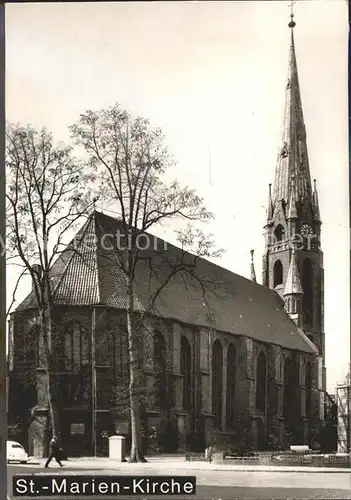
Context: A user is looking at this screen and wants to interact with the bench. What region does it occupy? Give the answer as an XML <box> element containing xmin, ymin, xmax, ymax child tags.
<box><xmin>289</xmin><ymin>445</ymin><xmax>311</xmax><ymax>453</ymax></box>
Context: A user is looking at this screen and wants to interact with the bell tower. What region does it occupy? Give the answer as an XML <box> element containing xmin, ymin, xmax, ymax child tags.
<box><xmin>262</xmin><ymin>13</ymin><xmax>325</xmax><ymax>391</ymax></box>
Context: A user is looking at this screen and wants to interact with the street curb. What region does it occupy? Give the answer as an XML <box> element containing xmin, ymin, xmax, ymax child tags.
<box><xmin>21</xmin><ymin>462</ymin><xmax>351</xmax><ymax>474</ymax></box>
<box><xmin>36</xmin><ymin>468</ymin><xmax>351</xmax><ymax>474</ymax></box>
<box><xmin>199</xmin><ymin>467</ymin><xmax>351</xmax><ymax>474</ymax></box>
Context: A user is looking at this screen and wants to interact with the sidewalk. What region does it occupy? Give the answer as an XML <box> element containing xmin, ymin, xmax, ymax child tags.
<box><xmin>28</xmin><ymin>456</ymin><xmax>351</xmax><ymax>474</ymax></box>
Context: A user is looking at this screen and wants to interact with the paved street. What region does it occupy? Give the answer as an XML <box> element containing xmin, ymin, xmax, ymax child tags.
<box><xmin>7</xmin><ymin>464</ymin><xmax>351</xmax><ymax>499</ymax></box>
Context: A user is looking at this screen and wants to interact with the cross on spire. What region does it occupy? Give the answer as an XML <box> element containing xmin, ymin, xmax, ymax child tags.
<box><xmin>288</xmin><ymin>1</ymin><xmax>296</xmax><ymax>28</ymax></box>
<box><xmin>289</xmin><ymin>1</ymin><xmax>296</xmax><ymax>16</ymax></box>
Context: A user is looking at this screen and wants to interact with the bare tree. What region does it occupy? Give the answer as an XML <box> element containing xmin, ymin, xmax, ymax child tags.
<box><xmin>6</xmin><ymin>123</ymin><xmax>95</xmax><ymax>440</ymax></box>
<box><xmin>70</xmin><ymin>104</ymin><xmax>223</xmax><ymax>462</ymax></box>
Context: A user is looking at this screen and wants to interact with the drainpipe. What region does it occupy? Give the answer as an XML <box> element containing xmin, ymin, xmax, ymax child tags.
<box><xmin>91</xmin><ymin>307</ymin><xmax>97</xmax><ymax>456</ymax></box>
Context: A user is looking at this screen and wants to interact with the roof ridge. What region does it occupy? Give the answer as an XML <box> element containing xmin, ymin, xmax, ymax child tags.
<box><xmin>94</xmin><ymin>209</ymin><xmax>269</xmax><ymax>289</ymax></box>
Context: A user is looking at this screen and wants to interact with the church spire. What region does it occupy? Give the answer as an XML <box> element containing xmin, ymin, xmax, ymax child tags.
<box><xmin>262</xmin><ymin>7</ymin><xmax>326</xmax><ymax>389</ymax></box>
<box><xmin>272</xmin><ymin>11</ymin><xmax>313</xmax><ymax>211</ymax></box>
<box><xmin>250</xmin><ymin>249</ymin><xmax>257</xmax><ymax>282</ymax></box>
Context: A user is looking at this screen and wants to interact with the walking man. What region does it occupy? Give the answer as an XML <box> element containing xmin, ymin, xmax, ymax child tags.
<box><xmin>45</xmin><ymin>435</ymin><xmax>64</xmax><ymax>468</ymax></box>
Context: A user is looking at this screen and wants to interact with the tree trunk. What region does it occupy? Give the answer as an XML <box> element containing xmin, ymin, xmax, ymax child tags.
<box><xmin>126</xmin><ymin>281</ymin><xmax>147</xmax><ymax>463</ymax></box>
<box><xmin>47</xmin><ymin>372</ymin><xmax>60</xmax><ymax>438</ymax></box>
<box><xmin>40</xmin><ymin>308</ymin><xmax>61</xmax><ymax>441</ymax></box>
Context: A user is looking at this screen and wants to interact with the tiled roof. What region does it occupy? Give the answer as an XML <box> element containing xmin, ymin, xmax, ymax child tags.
<box><xmin>15</xmin><ymin>211</ymin><xmax>316</xmax><ymax>354</ymax></box>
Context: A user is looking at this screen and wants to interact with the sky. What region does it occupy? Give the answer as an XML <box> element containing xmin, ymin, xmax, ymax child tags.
<box><xmin>5</xmin><ymin>1</ymin><xmax>349</xmax><ymax>391</ymax></box>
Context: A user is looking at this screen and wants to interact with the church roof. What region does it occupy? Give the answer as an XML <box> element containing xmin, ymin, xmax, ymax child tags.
<box><xmin>16</xmin><ymin>210</ymin><xmax>316</xmax><ymax>355</ymax></box>
<box><xmin>272</xmin><ymin>24</ymin><xmax>314</xmax><ymax>216</ymax></box>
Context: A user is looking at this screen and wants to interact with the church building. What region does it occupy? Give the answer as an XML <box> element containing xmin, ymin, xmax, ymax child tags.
<box><xmin>8</xmin><ymin>15</ymin><xmax>326</xmax><ymax>457</ymax></box>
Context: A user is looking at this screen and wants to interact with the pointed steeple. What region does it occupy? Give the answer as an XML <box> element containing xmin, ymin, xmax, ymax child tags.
<box><xmin>312</xmin><ymin>179</ymin><xmax>321</xmax><ymax>222</ymax></box>
<box><xmin>272</xmin><ymin>14</ymin><xmax>313</xmax><ymax>210</ymax></box>
<box><xmin>263</xmin><ymin>9</ymin><xmax>326</xmax><ymax>383</ymax></box>
<box><xmin>284</xmin><ymin>247</ymin><xmax>303</xmax><ymax>296</ymax></box>
<box><xmin>250</xmin><ymin>249</ymin><xmax>257</xmax><ymax>282</ymax></box>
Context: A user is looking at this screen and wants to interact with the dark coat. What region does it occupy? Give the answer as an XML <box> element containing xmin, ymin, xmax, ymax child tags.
<box><xmin>50</xmin><ymin>439</ymin><xmax>59</xmax><ymax>454</ymax></box>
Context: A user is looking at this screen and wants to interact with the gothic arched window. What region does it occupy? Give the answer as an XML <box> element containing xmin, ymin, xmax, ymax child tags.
<box><xmin>64</xmin><ymin>322</ymin><xmax>89</xmax><ymax>373</ymax></box>
<box><xmin>256</xmin><ymin>351</ymin><xmax>267</xmax><ymax>413</ymax></box>
<box><xmin>283</xmin><ymin>357</ymin><xmax>297</xmax><ymax>419</ymax></box>
<box><xmin>21</xmin><ymin>325</ymin><xmax>39</xmax><ymax>392</ymax></box>
<box><xmin>110</xmin><ymin>330</ymin><xmax>129</xmax><ymax>385</ymax></box>
<box><xmin>283</xmin><ymin>358</ymin><xmax>291</xmax><ymax>417</ymax></box>
<box><xmin>180</xmin><ymin>336</ymin><xmax>192</xmax><ymax>411</ymax></box>
<box><xmin>60</xmin><ymin>322</ymin><xmax>90</xmax><ymax>404</ymax></box>
<box><xmin>273</xmin><ymin>260</ymin><xmax>283</xmax><ymax>287</ymax></box>
<box><xmin>226</xmin><ymin>343</ymin><xmax>237</xmax><ymax>428</ymax></box>
<box><xmin>95</xmin><ymin>329</ymin><xmax>109</xmax><ymax>366</ymax></box>
<box><xmin>212</xmin><ymin>339</ymin><xmax>223</xmax><ymax>430</ymax></box>
<box><xmin>154</xmin><ymin>331</ymin><xmax>167</xmax><ymax>409</ymax></box>
<box><xmin>302</xmin><ymin>258</ymin><xmax>313</xmax><ymax>325</ymax></box>
<box><xmin>274</xmin><ymin>224</ymin><xmax>285</xmax><ymax>242</ymax></box>
<box><xmin>25</xmin><ymin>325</ymin><xmax>39</xmax><ymax>366</ymax></box>
<box><xmin>305</xmin><ymin>361</ymin><xmax>312</xmax><ymax>419</ymax></box>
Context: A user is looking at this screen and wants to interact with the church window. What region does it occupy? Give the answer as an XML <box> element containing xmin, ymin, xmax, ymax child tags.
<box><xmin>283</xmin><ymin>357</ymin><xmax>297</xmax><ymax>420</ymax></box>
<box><xmin>24</xmin><ymin>325</ymin><xmax>40</xmax><ymax>366</ymax></box>
<box><xmin>110</xmin><ymin>329</ymin><xmax>129</xmax><ymax>411</ymax></box>
<box><xmin>18</xmin><ymin>325</ymin><xmax>39</xmax><ymax>396</ymax></box>
<box><xmin>226</xmin><ymin>343</ymin><xmax>237</xmax><ymax>428</ymax></box>
<box><xmin>256</xmin><ymin>351</ymin><xmax>267</xmax><ymax>413</ymax></box>
<box><xmin>15</xmin><ymin>325</ymin><xmax>38</xmax><ymax>407</ymax></box>
<box><xmin>64</xmin><ymin>322</ymin><xmax>89</xmax><ymax>373</ymax></box>
<box><xmin>274</xmin><ymin>225</ymin><xmax>285</xmax><ymax>242</ymax></box>
<box><xmin>154</xmin><ymin>331</ymin><xmax>167</xmax><ymax>409</ymax></box>
<box><xmin>283</xmin><ymin>358</ymin><xmax>290</xmax><ymax>417</ymax></box>
<box><xmin>111</xmin><ymin>330</ymin><xmax>129</xmax><ymax>385</ymax></box>
<box><xmin>59</xmin><ymin>322</ymin><xmax>90</xmax><ymax>405</ymax></box>
<box><xmin>212</xmin><ymin>339</ymin><xmax>223</xmax><ymax>430</ymax></box>
<box><xmin>273</xmin><ymin>260</ymin><xmax>283</xmax><ymax>287</ymax></box>
<box><xmin>305</xmin><ymin>362</ymin><xmax>312</xmax><ymax>419</ymax></box>
<box><xmin>95</xmin><ymin>330</ymin><xmax>109</xmax><ymax>366</ymax></box>
<box><xmin>302</xmin><ymin>258</ymin><xmax>313</xmax><ymax>325</ymax></box>
<box><xmin>180</xmin><ymin>336</ymin><xmax>192</xmax><ymax>411</ymax></box>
